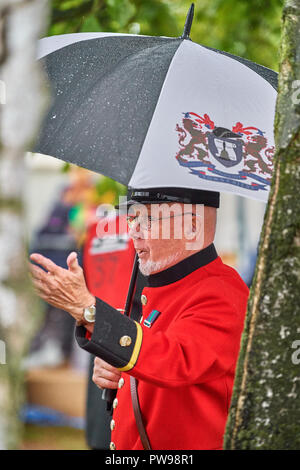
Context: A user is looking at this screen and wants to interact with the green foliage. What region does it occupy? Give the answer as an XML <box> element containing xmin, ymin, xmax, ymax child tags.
<box><xmin>80</xmin><ymin>14</ymin><xmax>102</xmax><ymax>32</ymax></box>
<box><xmin>187</xmin><ymin>0</ymin><xmax>284</xmax><ymax>70</ymax></box>
<box><xmin>95</xmin><ymin>176</ymin><xmax>127</xmax><ymax>203</ymax></box>
<box><xmin>49</xmin><ymin>0</ymin><xmax>179</xmax><ymax>37</ymax></box>
<box><xmin>61</xmin><ymin>162</ymin><xmax>71</xmax><ymax>172</ymax></box>
<box><xmin>49</xmin><ymin>0</ymin><xmax>283</xmax><ymax>70</ymax></box>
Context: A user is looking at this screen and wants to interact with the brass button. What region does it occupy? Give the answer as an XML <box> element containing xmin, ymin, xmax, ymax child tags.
<box><xmin>113</xmin><ymin>398</ymin><xmax>118</xmax><ymax>409</ymax></box>
<box><xmin>141</xmin><ymin>294</ymin><xmax>147</xmax><ymax>305</ymax></box>
<box><xmin>110</xmin><ymin>419</ymin><xmax>115</xmax><ymax>431</ymax></box>
<box><xmin>118</xmin><ymin>377</ymin><xmax>125</xmax><ymax>389</ymax></box>
<box><xmin>119</xmin><ymin>335</ymin><xmax>132</xmax><ymax>347</ymax></box>
<box><xmin>110</xmin><ymin>442</ymin><xmax>116</xmax><ymax>450</ymax></box>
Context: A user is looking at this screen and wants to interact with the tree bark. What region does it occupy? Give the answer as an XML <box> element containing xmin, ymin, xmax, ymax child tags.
<box><xmin>224</xmin><ymin>0</ymin><xmax>300</xmax><ymax>450</ymax></box>
<box><xmin>0</xmin><ymin>0</ymin><xmax>49</xmax><ymax>450</ymax></box>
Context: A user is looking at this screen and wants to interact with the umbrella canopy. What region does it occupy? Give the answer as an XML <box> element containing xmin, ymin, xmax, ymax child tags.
<box><xmin>35</xmin><ymin>5</ymin><xmax>277</xmax><ymax>203</ymax></box>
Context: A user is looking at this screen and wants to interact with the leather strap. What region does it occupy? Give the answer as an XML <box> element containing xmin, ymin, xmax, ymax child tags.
<box><xmin>130</xmin><ymin>376</ymin><xmax>152</xmax><ymax>450</ymax></box>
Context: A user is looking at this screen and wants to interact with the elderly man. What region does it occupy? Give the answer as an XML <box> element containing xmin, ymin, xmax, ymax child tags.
<box><xmin>30</xmin><ymin>188</ymin><xmax>249</xmax><ymax>450</ymax></box>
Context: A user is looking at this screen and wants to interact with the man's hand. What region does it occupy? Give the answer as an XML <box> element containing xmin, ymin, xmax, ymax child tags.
<box><xmin>29</xmin><ymin>251</ymin><xmax>95</xmax><ymax>324</ymax></box>
<box><xmin>93</xmin><ymin>357</ymin><xmax>122</xmax><ymax>390</ymax></box>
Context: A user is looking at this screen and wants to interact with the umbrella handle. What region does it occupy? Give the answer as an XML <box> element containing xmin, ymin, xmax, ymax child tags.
<box><xmin>101</xmin><ymin>388</ymin><xmax>117</xmax><ymax>413</ymax></box>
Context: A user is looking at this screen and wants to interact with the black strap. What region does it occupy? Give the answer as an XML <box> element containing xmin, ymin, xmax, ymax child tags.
<box><xmin>130</xmin><ymin>376</ymin><xmax>151</xmax><ymax>450</ymax></box>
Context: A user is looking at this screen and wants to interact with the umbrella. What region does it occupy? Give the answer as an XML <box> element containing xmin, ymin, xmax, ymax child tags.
<box><xmin>35</xmin><ymin>4</ymin><xmax>277</xmax><ymax>204</ymax></box>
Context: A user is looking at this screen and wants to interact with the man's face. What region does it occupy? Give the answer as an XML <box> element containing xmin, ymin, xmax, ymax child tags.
<box><xmin>127</xmin><ymin>203</ymin><xmax>204</xmax><ymax>275</ymax></box>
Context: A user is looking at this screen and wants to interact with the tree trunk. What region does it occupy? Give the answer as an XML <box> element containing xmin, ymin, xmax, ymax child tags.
<box><xmin>0</xmin><ymin>0</ymin><xmax>49</xmax><ymax>450</ymax></box>
<box><xmin>224</xmin><ymin>0</ymin><xmax>300</xmax><ymax>450</ymax></box>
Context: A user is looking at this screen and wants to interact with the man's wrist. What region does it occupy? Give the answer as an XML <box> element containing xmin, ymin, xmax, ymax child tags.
<box><xmin>75</xmin><ymin>294</ymin><xmax>96</xmax><ymax>326</ymax></box>
<box><xmin>85</xmin><ymin>294</ymin><xmax>96</xmax><ymax>309</ymax></box>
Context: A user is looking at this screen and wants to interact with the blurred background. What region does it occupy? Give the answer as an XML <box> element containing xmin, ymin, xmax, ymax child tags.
<box><xmin>16</xmin><ymin>0</ymin><xmax>283</xmax><ymax>450</ymax></box>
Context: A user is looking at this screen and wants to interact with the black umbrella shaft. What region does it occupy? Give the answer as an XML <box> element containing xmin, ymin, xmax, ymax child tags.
<box><xmin>124</xmin><ymin>253</ymin><xmax>139</xmax><ymax>317</ymax></box>
<box><xmin>101</xmin><ymin>254</ymin><xmax>139</xmax><ymax>407</ymax></box>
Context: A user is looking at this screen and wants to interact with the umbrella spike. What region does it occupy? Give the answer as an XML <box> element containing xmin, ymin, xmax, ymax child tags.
<box><xmin>181</xmin><ymin>3</ymin><xmax>195</xmax><ymax>39</ymax></box>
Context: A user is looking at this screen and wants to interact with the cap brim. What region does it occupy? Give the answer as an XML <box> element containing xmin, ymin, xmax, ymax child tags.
<box><xmin>115</xmin><ymin>187</ymin><xmax>220</xmax><ymax>209</ymax></box>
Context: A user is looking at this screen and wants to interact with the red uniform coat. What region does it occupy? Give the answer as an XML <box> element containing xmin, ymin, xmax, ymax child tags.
<box><xmin>76</xmin><ymin>243</ymin><xmax>249</xmax><ymax>450</ymax></box>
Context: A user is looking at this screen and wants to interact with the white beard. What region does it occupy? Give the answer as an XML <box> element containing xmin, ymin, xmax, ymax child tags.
<box><xmin>138</xmin><ymin>251</ymin><xmax>185</xmax><ymax>276</ymax></box>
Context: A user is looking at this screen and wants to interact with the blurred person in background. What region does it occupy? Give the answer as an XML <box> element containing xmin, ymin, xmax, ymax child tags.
<box><xmin>25</xmin><ymin>167</ymin><xmax>94</xmax><ymax>368</ymax></box>
<box><xmin>27</xmin><ymin>168</ymin><xmax>139</xmax><ymax>449</ymax></box>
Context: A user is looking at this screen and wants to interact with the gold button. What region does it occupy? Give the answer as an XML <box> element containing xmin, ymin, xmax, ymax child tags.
<box><xmin>119</xmin><ymin>335</ymin><xmax>132</xmax><ymax>347</ymax></box>
<box><xmin>113</xmin><ymin>398</ymin><xmax>118</xmax><ymax>409</ymax></box>
<box><xmin>141</xmin><ymin>294</ymin><xmax>147</xmax><ymax>305</ymax></box>
<box><xmin>118</xmin><ymin>377</ymin><xmax>125</xmax><ymax>389</ymax></box>
<box><xmin>110</xmin><ymin>419</ymin><xmax>115</xmax><ymax>431</ymax></box>
<box><xmin>110</xmin><ymin>442</ymin><xmax>116</xmax><ymax>450</ymax></box>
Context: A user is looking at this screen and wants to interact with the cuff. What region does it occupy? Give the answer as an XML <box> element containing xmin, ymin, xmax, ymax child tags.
<box><xmin>75</xmin><ymin>297</ymin><xmax>143</xmax><ymax>371</ymax></box>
